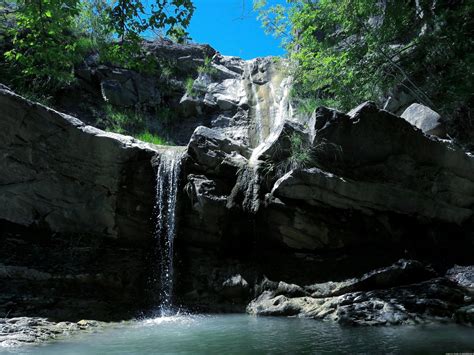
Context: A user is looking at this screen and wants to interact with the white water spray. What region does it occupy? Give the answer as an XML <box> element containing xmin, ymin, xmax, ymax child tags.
<box><xmin>153</xmin><ymin>149</ymin><xmax>183</xmax><ymax>315</ymax></box>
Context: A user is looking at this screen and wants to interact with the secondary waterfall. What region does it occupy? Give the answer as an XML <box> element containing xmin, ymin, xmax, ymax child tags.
<box><xmin>247</xmin><ymin>61</ymin><xmax>293</xmax><ymax>164</ymax></box>
<box><xmin>152</xmin><ymin>149</ymin><xmax>183</xmax><ymax>315</ymax></box>
<box><xmin>247</xmin><ymin>62</ymin><xmax>265</xmax><ymax>146</ymax></box>
<box><xmin>236</xmin><ymin>60</ymin><xmax>294</xmax><ymax>213</ymax></box>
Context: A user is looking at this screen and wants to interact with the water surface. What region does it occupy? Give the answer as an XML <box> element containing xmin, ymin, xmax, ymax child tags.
<box><xmin>3</xmin><ymin>314</ymin><xmax>474</xmax><ymax>354</ymax></box>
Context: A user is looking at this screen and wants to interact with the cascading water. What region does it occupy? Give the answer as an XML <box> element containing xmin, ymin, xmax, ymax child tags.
<box><xmin>236</xmin><ymin>60</ymin><xmax>294</xmax><ymax>214</ymax></box>
<box><xmin>247</xmin><ymin>61</ymin><xmax>265</xmax><ymax>146</ymax></box>
<box><xmin>249</xmin><ymin>70</ymin><xmax>293</xmax><ymax>164</ymax></box>
<box><xmin>152</xmin><ymin>149</ymin><xmax>183</xmax><ymax>316</ymax></box>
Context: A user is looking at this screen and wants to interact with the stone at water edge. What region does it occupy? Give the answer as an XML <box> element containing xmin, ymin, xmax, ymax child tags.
<box><xmin>446</xmin><ymin>265</ymin><xmax>474</xmax><ymax>289</ymax></box>
<box><xmin>220</xmin><ymin>274</ymin><xmax>250</xmax><ymax>300</ymax></box>
<box><xmin>0</xmin><ymin>317</ymin><xmax>104</xmax><ymax>347</ymax></box>
<box><xmin>247</xmin><ymin>260</ymin><xmax>474</xmax><ymax>326</ymax></box>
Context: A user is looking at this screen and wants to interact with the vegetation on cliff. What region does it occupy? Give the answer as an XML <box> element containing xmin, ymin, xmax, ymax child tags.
<box><xmin>1</xmin><ymin>0</ymin><xmax>473</xmax><ymax>146</ymax></box>
<box><xmin>255</xmin><ymin>0</ymin><xmax>473</xmax><ymax>145</ymax></box>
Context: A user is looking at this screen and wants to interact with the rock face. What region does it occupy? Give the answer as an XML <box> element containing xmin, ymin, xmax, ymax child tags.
<box><xmin>265</xmin><ymin>102</ymin><xmax>474</xmax><ymax>253</ymax></box>
<box><xmin>0</xmin><ymin>87</ymin><xmax>157</xmax><ymax>241</ymax></box>
<box><xmin>0</xmin><ymin>87</ymin><xmax>159</xmax><ymax>320</ymax></box>
<box><xmin>68</xmin><ymin>47</ymin><xmax>293</xmax><ymax>146</ymax></box>
<box><xmin>1</xmin><ymin>39</ymin><xmax>473</xmax><ymax>328</ymax></box>
<box><xmin>175</xmin><ymin>101</ymin><xmax>474</xmax><ymax>317</ymax></box>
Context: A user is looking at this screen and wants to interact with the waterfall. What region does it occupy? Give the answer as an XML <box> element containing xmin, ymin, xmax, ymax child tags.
<box><xmin>234</xmin><ymin>61</ymin><xmax>293</xmax><ymax>214</ymax></box>
<box><xmin>249</xmin><ymin>75</ymin><xmax>293</xmax><ymax>164</ymax></box>
<box><xmin>153</xmin><ymin>149</ymin><xmax>183</xmax><ymax>315</ymax></box>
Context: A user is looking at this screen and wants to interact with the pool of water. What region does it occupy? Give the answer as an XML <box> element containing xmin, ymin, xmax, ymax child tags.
<box><xmin>2</xmin><ymin>314</ymin><xmax>474</xmax><ymax>354</ymax></box>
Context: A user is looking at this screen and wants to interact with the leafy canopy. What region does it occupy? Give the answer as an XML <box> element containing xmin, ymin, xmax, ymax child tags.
<box><xmin>3</xmin><ymin>0</ymin><xmax>195</xmax><ymax>90</ymax></box>
<box><xmin>255</xmin><ymin>0</ymin><xmax>474</xmax><ymax>115</ymax></box>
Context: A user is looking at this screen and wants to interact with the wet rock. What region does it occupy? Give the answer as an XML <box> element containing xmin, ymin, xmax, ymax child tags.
<box><xmin>247</xmin><ymin>260</ymin><xmax>473</xmax><ymax>326</ymax></box>
<box><xmin>0</xmin><ymin>317</ymin><xmax>103</xmax><ymax>348</ymax></box>
<box><xmin>0</xmin><ymin>88</ymin><xmax>158</xmax><ymax>320</ymax></box>
<box><xmin>255</xmin><ymin>120</ymin><xmax>310</xmax><ymax>163</ymax></box>
<box><xmin>305</xmin><ymin>260</ymin><xmax>436</xmax><ymax>297</ymax></box>
<box><xmin>205</xmin><ymin>78</ymin><xmax>248</xmax><ymax>111</ymax></box>
<box><xmin>454</xmin><ymin>305</ymin><xmax>474</xmax><ymax>325</ymax></box>
<box><xmin>446</xmin><ymin>265</ymin><xmax>474</xmax><ymax>289</ymax></box>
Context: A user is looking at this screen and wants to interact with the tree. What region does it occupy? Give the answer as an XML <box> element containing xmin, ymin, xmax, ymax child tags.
<box><xmin>255</xmin><ymin>0</ymin><xmax>474</xmax><ymax>116</ymax></box>
<box><xmin>104</xmin><ymin>0</ymin><xmax>194</xmax><ymax>67</ymax></box>
<box><xmin>4</xmin><ymin>0</ymin><xmax>81</xmax><ymax>90</ymax></box>
<box><xmin>3</xmin><ymin>0</ymin><xmax>195</xmax><ymax>90</ymax></box>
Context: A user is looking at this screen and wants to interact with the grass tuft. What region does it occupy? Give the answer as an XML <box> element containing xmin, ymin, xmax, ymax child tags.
<box><xmin>136</xmin><ymin>131</ymin><xmax>169</xmax><ymax>145</ymax></box>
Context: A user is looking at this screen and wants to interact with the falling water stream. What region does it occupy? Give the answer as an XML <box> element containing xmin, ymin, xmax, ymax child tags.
<box><xmin>247</xmin><ymin>61</ymin><xmax>265</xmax><ymax>146</ymax></box>
<box><xmin>246</xmin><ymin>58</ymin><xmax>293</xmax><ymax>164</ymax></box>
<box><xmin>153</xmin><ymin>149</ymin><xmax>183</xmax><ymax>315</ymax></box>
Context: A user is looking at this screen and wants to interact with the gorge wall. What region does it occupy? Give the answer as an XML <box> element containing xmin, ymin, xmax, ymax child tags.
<box><xmin>0</xmin><ymin>86</ymin><xmax>158</xmax><ymax>320</ymax></box>
<box><xmin>0</xmin><ymin>40</ymin><xmax>473</xmax><ymax>324</ymax></box>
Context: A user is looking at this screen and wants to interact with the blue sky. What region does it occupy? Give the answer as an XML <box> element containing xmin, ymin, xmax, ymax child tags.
<box><xmin>187</xmin><ymin>0</ymin><xmax>286</xmax><ymax>59</ymax></box>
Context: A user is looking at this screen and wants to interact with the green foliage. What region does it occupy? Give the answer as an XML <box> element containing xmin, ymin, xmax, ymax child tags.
<box><xmin>104</xmin><ymin>105</ymin><xmax>170</xmax><ymax>144</ymax></box>
<box><xmin>197</xmin><ymin>55</ymin><xmax>217</xmax><ymax>76</ymax></box>
<box><xmin>136</xmin><ymin>131</ymin><xmax>169</xmax><ymax>145</ymax></box>
<box><xmin>255</xmin><ymin>0</ymin><xmax>474</xmax><ymax>116</ymax></box>
<box><xmin>266</xmin><ymin>132</ymin><xmax>313</xmax><ymax>178</ymax></box>
<box><xmin>104</xmin><ymin>0</ymin><xmax>194</xmax><ymax>69</ymax></box>
<box><xmin>294</xmin><ymin>96</ymin><xmax>341</xmax><ymax>116</ymax></box>
<box><xmin>159</xmin><ymin>59</ymin><xmax>178</xmax><ymax>79</ymax></box>
<box><xmin>74</xmin><ymin>0</ymin><xmax>112</xmax><ymax>45</ymax></box>
<box><xmin>105</xmin><ymin>104</ymin><xmax>146</xmax><ymax>134</ymax></box>
<box><xmin>20</xmin><ymin>90</ymin><xmax>54</xmax><ymax>106</ymax></box>
<box><xmin>185</xmin><ymin>77</ymin><xmax>196</xmax><ymax>97</ymax></box>
<box><xmin>4</xmin><ymin>0</ymin><xmax>80</xmax><ymax>91</ymax></box>
<box><xmin>99</xmin><ymin>33</ymin><xmax>159</xmax><ymax>73</ymax></box>
<box><xmin>168</xmin><ymin>25</ymin><xmax>192</xmax><ymax>43</ymax></box>
<box><xmin>287</xmin><ymin>132</ymin><xmax>312</xmax><ymax>168</ymax></box>
<box><xmin>3</xmin><ymin>0</ymin><xmax>195</xmax><ymax>91</ymax></box>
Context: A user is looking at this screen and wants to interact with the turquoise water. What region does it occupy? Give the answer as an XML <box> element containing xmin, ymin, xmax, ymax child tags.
<box><xmin>3</xmin><ymin>314</ymin><xmax>474</xmax><ymax>354</ymax></box>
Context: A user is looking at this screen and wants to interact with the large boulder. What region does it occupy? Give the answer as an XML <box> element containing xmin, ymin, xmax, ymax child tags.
<box><xmin>446</xmin><ymin>265</ymin><xmax>474</xmax><ymax>289</ymax></box>
<box><xmin>271</xmin><ymin>103</ymin><xmax>474</xmax><ymax>225</ymax></box>
<box><xmin>270</xmin><ymin>166</ymin><xmax>472</xmax><ymax>225</ymax></box>
<box><xmin>0</xmin><ymin>86</ymin><xmax>157</xmax><ymax>241</ymax></box>
<box><xmin>186</xmin><ymin>126</ymin><xmax>250</xmax><ymax>176</ymax></box>
<box><xmin>401</xmin><ymin>103</ymin><xmax>445</xmax><ymax>137</ymax></box>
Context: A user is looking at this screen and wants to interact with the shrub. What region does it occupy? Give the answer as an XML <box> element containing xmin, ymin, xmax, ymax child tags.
<box><xmin>281</xmin><ymin>132</ymin><xmax>312</xmax><ymax>171</ymax></box>
<box><xmin>294</xmin><ymin>96</ymin><xmax>342</xmax><ymax>116</ymax></box>
<box><xmin>185</xmin><ymin>77</ymin><xmax>196</xmax><ymax>97</ymax></box>
<box><xmin>105</xmin><ymin>105</ymin><xmax>146</xmax><ymax>134</ymax></box>
<box><xmin>197</xmin><ymin>56</ymin><xmax>217</xmax><ymax>76</ymax></box>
